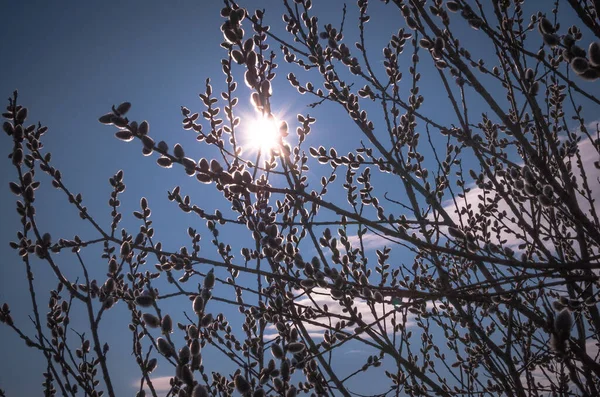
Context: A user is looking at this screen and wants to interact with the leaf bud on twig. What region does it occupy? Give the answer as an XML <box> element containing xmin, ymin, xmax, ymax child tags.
<box><xmin>157</xmin><ymin>337</ymin><xmax>176</xmax><ymax>358</ymax></box>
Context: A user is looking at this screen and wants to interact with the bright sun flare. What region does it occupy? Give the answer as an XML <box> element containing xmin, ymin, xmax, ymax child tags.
<box><xmin>247</xmin><ymin>115</ymin><xmax>280</xmax><ymax>154</ymax></box>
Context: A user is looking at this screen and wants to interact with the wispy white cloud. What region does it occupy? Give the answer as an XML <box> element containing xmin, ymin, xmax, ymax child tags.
<box><xmin>132</xmin><ymin>375</ymin><xmax>173</xmax><ymax>393</ymax></box>
<box><xmin>348</xmin><ymin>125</ymin><xmax>600</xmax><ymax>258</ymax></box>
<box><xmin>344</xmin><ymin>349</ymin><xmax>367</xmax><ymax>354</ymax></box>
<box><xmin>441</xmin><ymin>134</ymin><xmax>600</xmax><ymax>251</ymax></box>
<box><xmin>521</xmin><ymin>338</ymin><xmax>599</xmax><ymax>393</ymax></box>
<box><xmin>346</xmin><ymin>232</ymin><xmax>393</xmax><ymax>251</ymax></box>
<box><xmin>345</xmin><ymin>129</ymin><xmax>600</xmax><ymax>254</ymax></box>
<box><xmin>265</xmin><ymin>287</ymin><xmax>433</xmax><ymax>339</ymax></box>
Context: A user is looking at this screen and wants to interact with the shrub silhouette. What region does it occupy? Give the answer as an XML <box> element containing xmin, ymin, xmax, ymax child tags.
<box><xmin>3</xmin><ymin>1</ymin><xmax>600</xmax><ymax>396</ymax></box>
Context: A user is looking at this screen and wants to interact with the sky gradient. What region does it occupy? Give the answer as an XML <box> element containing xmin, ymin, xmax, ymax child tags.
<box><xmin>0</xmin><ymin>1</ymin><xmax>410</xmax><ymax>395</ymax></box>
<box><xmin>2</xmin><ymin>1</ymin><xmax>600</xmax><ymax>396</ymax></box>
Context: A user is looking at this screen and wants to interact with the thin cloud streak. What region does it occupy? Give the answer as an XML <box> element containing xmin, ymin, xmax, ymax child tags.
<box><xmin>521</xmin><ymin>338</ymin><xmax>599</xmax><ymax>392</ymax></box>
<box><xmin>133</xmin><ymin>375</ymin><xmax>172</xmax><ymax>393</ymax></box>
<box><xmin>345</xmin><ymin>133</ymin><xmax>600</xmax><ymax>253</ymax></box>
<box><xmin>265</xmin><ymin>287</ymin><xmax>433</xmax><ymax>339</ymax></box>
<box><xmin>346</xmin><ymin>232</ymin><xmax>394</xmax><ymax>251</ymax></box>
<box><xmin>442</xmin><ymin>136</ymin><xmax>600</xmax><ymax>250</ymax></box>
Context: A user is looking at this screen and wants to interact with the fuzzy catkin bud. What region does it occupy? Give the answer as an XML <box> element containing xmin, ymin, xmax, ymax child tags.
<box><xmin>2</xmin><ymin>121</ymin><xmax>15</xmax><ymax>136</ymax></box>
<box><xmin>161</xmin><ymin>314</ymin><xmax>173</xmax><ymax>334</ymax></box>
<box><xmin>234</xmin><ymin>374</ymin><xmax>251</xmax><ymax>394</ymax></box>
<box><xmin>554</xmin><ymin>308</ymin><xmax>573</xmax><ymax>340</ymax></box>
<box><xmin>271</xmin><ymin>343</ymin><xmax>284</xmax><ymax>359</ymax></box>
<box><xmin>191</xmin><ymin>339</ymin><xmax>201</xmax><ymax>355</ymax></box>
<box><xmin>146</xmin><ymin>358</ymin><xmax>157</xmax><ymax>373</ymax></box>
<box><xmin>104</xmin><ymin>278</ymin><xmax>115</xmax><ymax>294</ymax></box>
<box><xmin>203</xmin><ymin>269</ymin><xmax>215</xmax><ymax>290</ymax></box>
<box><xmin>538</xmin><ymin>194</ymin><xmax>552</xmax><ymax>207</ymax></box>
<box><xmin>538</xmin><ymin>17</ymin><xmax>554</xmax><ymax>34</ymax></box>
<box><xmin>551</xmin><ymin>308</ymin><xmax>573</xmax><ymax>354</ymax></box>
<box><xmin>142</xmin><ymin>313</ymin><xmax>160</xmax><ymax>328</ymax></box>
<box><xmin>446</xmin><ymin>2</ymin><xmax>459</xmax><ymax>12</ymax></box>
<box><xmin>181</xmin><ymin>364</ymin><xmax>194</xmax><ymax>385</ymax></box>
<box><xmin>191</xmin><ymin>352</ymin><xmax>202</xmax><ymax>369</ymax></box>
<box><xmin>173</xmin><ymin>144</ymin><xmax>185</xmax><ymax>159</ymax></box>
<box><xmin>120</xmin><ymin>241</ymin><xmax>131</xmax><ymax>258</ymax></box>
<box><xmin>300</xmin><ymin>279</ymin><xmax>315</xmax><ymax>289</ymax></box>
<box><xmin>179</xmin><ymin>345</ymin><xmax>191</xmax><ymax>364</ymax></box>
<box><xmin>108</xmin><ymin>258</ymin><xmax>118</xmax><ymax>274</ymax></box>
<box><xmin>193</xmin><ymin>295</ymin><xmax>204</xmax><ymax>314</ymax></box>
<box><xmin>157</xmin><ymin>140</ymin><xmax>168</xmax><ymax>153</ymax></box>
<box><xmin>542</xmin><ymin>33</ymin><xmax>560</xmax><ymax>47</ymax></box>
<box><xmin>200</xmin><ymin>313</ymin><xmax>213</xmax><ymax>327</ymax></box>
<box><xmin>138</xmin><ymin>121</ymin><xmax>149</xmax><ymax>135</ymax></box>
<box><xmin>192</xmin><ymin>385</ymin><xmax>209</xmax><ymax>397</ymax></box>
<box><xmin>135</xmin><ymin>294</ymin><xmax>154</xmax><ymax>308</ymax></box>
<box><xmin>287</xmin><ymin>342</ymin><xmax>305</xmax><ymax>353</ymax></box>
<box><xmin>188</xmin><ymin>324</ymin><xmax>199</xmax><ymax>339</ymax></box>
<box><xmin>448</xmin><ymin>226</ymin><xmax>465</xmax><ymax>239</ymax></box>
<box><xmin>571</xmin><ymin>57</ymin><xmax>589</xmax><ymax>74</ymax></box>
<box><xmin>116</xmin><ymin>102</ymin><xmax>131</xmax><ymax>115</ymax></box>
<box><xmin>286</xmin><ymin>387</ymin><xmax>297</xmax><ymax>397</ymax></box>
<box><xmin>524</xmin><ymin>68</ymin><xmax>534</xmax><ymax>81</ymax></box>
<box><xmin>157</xmin><ymin>337</ymin><xmax>175</xmax><ymax>358</ymax></box>
<box><xmin>589</xmin><ymin>42</ymin><xmax>600</xmax><ymax>66</ymax></box>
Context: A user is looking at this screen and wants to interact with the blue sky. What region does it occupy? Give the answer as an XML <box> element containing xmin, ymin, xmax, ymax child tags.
<box><xmin>2</xmin><ymin>1</ymin><xmax>600</xmax><ymax>396</ymax></box>
<box><xmin>0</xmin><ymin>2</ymin><xmax>414</xmax><ymax>395</ymax></box>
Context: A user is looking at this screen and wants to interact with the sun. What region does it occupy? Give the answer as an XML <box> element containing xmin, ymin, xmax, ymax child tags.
<box><xmin>246</xmin><ymin>115</ymin><xmax>281</xmax><ymax>154</ymax></box>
